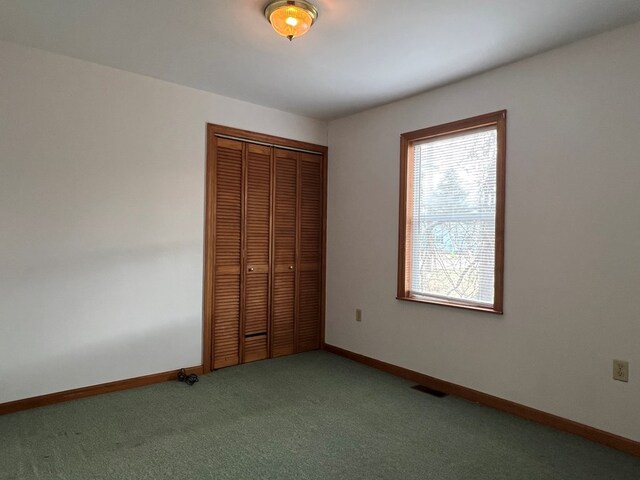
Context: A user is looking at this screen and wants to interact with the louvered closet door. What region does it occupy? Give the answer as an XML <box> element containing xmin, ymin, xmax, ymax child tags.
<box><xmin>298</xmin><ymin>153</ymin><xmax>323</xmax><ymax>352</ymax></box>
<box><xmin>212</xmin><ymin>138</ymin><xmax>243</xmax><ymax>369</ymax></box>
<box><xmin>271</xmin><ymin>149</ymin><xmax>298</xmax><ymax>357</ymax></box>
<box><xmin>242</xmin><ymin>144</ymin><xmax>272</xmax><ymax>363</ymax></box>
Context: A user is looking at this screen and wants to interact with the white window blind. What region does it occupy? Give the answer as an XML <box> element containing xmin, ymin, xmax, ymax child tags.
<box><xmin>410</xmin><ymin>127</ymin><xmax>497</xmax><ymax>306</ymax></box>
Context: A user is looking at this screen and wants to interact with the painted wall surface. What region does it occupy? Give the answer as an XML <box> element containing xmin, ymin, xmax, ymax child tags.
<box><xmin>0</xmin><ymin>41</ymin><xmax>327</xmax><ymax>403</ymax></box>
<box><xmin>326</xmin><ymin>22</ymin><xmax>640</xmax><ymax>441</ymax></box>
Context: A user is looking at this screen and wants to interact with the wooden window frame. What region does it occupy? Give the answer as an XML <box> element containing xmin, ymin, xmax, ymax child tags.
<box><xmin>397</xmin><ymin>110</ymin><xmax>506</xmax><ymax>314</ymax></box>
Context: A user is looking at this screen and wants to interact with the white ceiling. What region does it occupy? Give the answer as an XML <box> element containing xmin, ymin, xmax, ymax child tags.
<box><xmin>1</xmin><ymin>0</ymin><xmax>640</xmax><ymax>120</ymax></box>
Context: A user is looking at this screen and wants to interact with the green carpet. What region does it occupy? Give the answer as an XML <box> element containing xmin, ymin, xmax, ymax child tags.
<box><xmin>1</xmin><ymin>351</ymin><xmax>638</xmax><ymax>479</ymax></box>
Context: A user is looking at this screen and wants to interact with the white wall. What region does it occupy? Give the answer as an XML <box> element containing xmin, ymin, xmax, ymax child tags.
<box><xmin>326</xmin><ymin>21</ymin><xmax>640</xmax><ymax>441</ymax></box>
<box><xmin>0</xmin><ymin>40</ymin><xmax>327</xmax><ymax>404</ymax></box>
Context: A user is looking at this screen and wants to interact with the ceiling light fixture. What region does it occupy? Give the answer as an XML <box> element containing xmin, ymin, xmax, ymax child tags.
<box><xmin>264</xmin><ymin>0</ymin><xmax>319</xmax><ymax>41</ymax></box>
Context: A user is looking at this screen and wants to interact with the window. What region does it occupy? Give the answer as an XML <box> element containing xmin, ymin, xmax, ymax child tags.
<box><xmin>397</xmin><ymin>111</ymin><xmax>506</xmax><ymax>313</ymax></box>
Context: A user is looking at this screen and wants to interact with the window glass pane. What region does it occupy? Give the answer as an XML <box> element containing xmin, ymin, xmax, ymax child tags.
<box><xmin>410</xmin><ymin>127</ymin><xmax>497</xmax><ymax>305</ymax></box>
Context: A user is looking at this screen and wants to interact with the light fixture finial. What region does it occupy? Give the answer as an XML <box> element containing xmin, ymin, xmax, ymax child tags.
<box><xmin>264</xmin><ymin>0</ymin><xmax>319</xmax><ymax>41</ymax></box>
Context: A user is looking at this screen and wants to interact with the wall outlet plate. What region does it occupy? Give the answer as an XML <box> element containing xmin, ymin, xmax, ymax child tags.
<box><xmin>355</xmin><ymin>308</ymin><xmax>362</xmax><ymax>322</ymax></box>
<box><xmin>613</xmin><ymin>359</ymin><xmax>629</xmax><ymax>382</ymax></box>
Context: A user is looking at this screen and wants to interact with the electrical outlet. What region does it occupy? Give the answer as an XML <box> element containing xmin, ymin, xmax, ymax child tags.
<box><xmin>613</xmin><ymin>360</ymin><xmax>629</xmax><ymax>382</ymax></box>
<box><xmin>355</xmin><ymin>308</ymin><xmax>362</xmax><ymax>322</ymax></box>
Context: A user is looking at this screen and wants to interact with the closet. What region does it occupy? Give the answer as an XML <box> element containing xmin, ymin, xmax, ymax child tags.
<box><xmin>203</xmin><ymin>125</ymin><xmax>326</xmax><ymax>371</ymax></box>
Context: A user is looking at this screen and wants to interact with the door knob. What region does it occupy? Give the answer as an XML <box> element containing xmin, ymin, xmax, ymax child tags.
<box><xmin>288</xmin><ymin>265</ymin><xmax>294</xmax><ymax>270</ymax></box>
<box><xmin>248</xmin><ymin>267</ymin><xmax>254</xmax><ymax>272</ymax></box>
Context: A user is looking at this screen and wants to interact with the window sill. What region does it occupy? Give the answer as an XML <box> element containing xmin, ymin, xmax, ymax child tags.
<box><xmin>396</xmin><ymin>295</ymin><xmax>503</xmax><ymax>314</ymax></box>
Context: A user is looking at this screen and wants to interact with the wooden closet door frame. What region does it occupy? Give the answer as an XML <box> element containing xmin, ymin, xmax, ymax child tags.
<box><xmin>203</xmin><ymin>124</ymin><xmax>327</xmax><ymax>372</ymax></box>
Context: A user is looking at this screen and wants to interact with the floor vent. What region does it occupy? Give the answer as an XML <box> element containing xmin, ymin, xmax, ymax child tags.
<box><xmin>411</xmin><ymin>385</ymin><xmax>448</xmax><ymax>398</ymax></box>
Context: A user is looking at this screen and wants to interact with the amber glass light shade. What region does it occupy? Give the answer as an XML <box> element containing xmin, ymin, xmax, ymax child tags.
<box><xmin>264</xmin><ymin>1</ymin><xmax>318</xmax><ymax>41</ymax></box>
